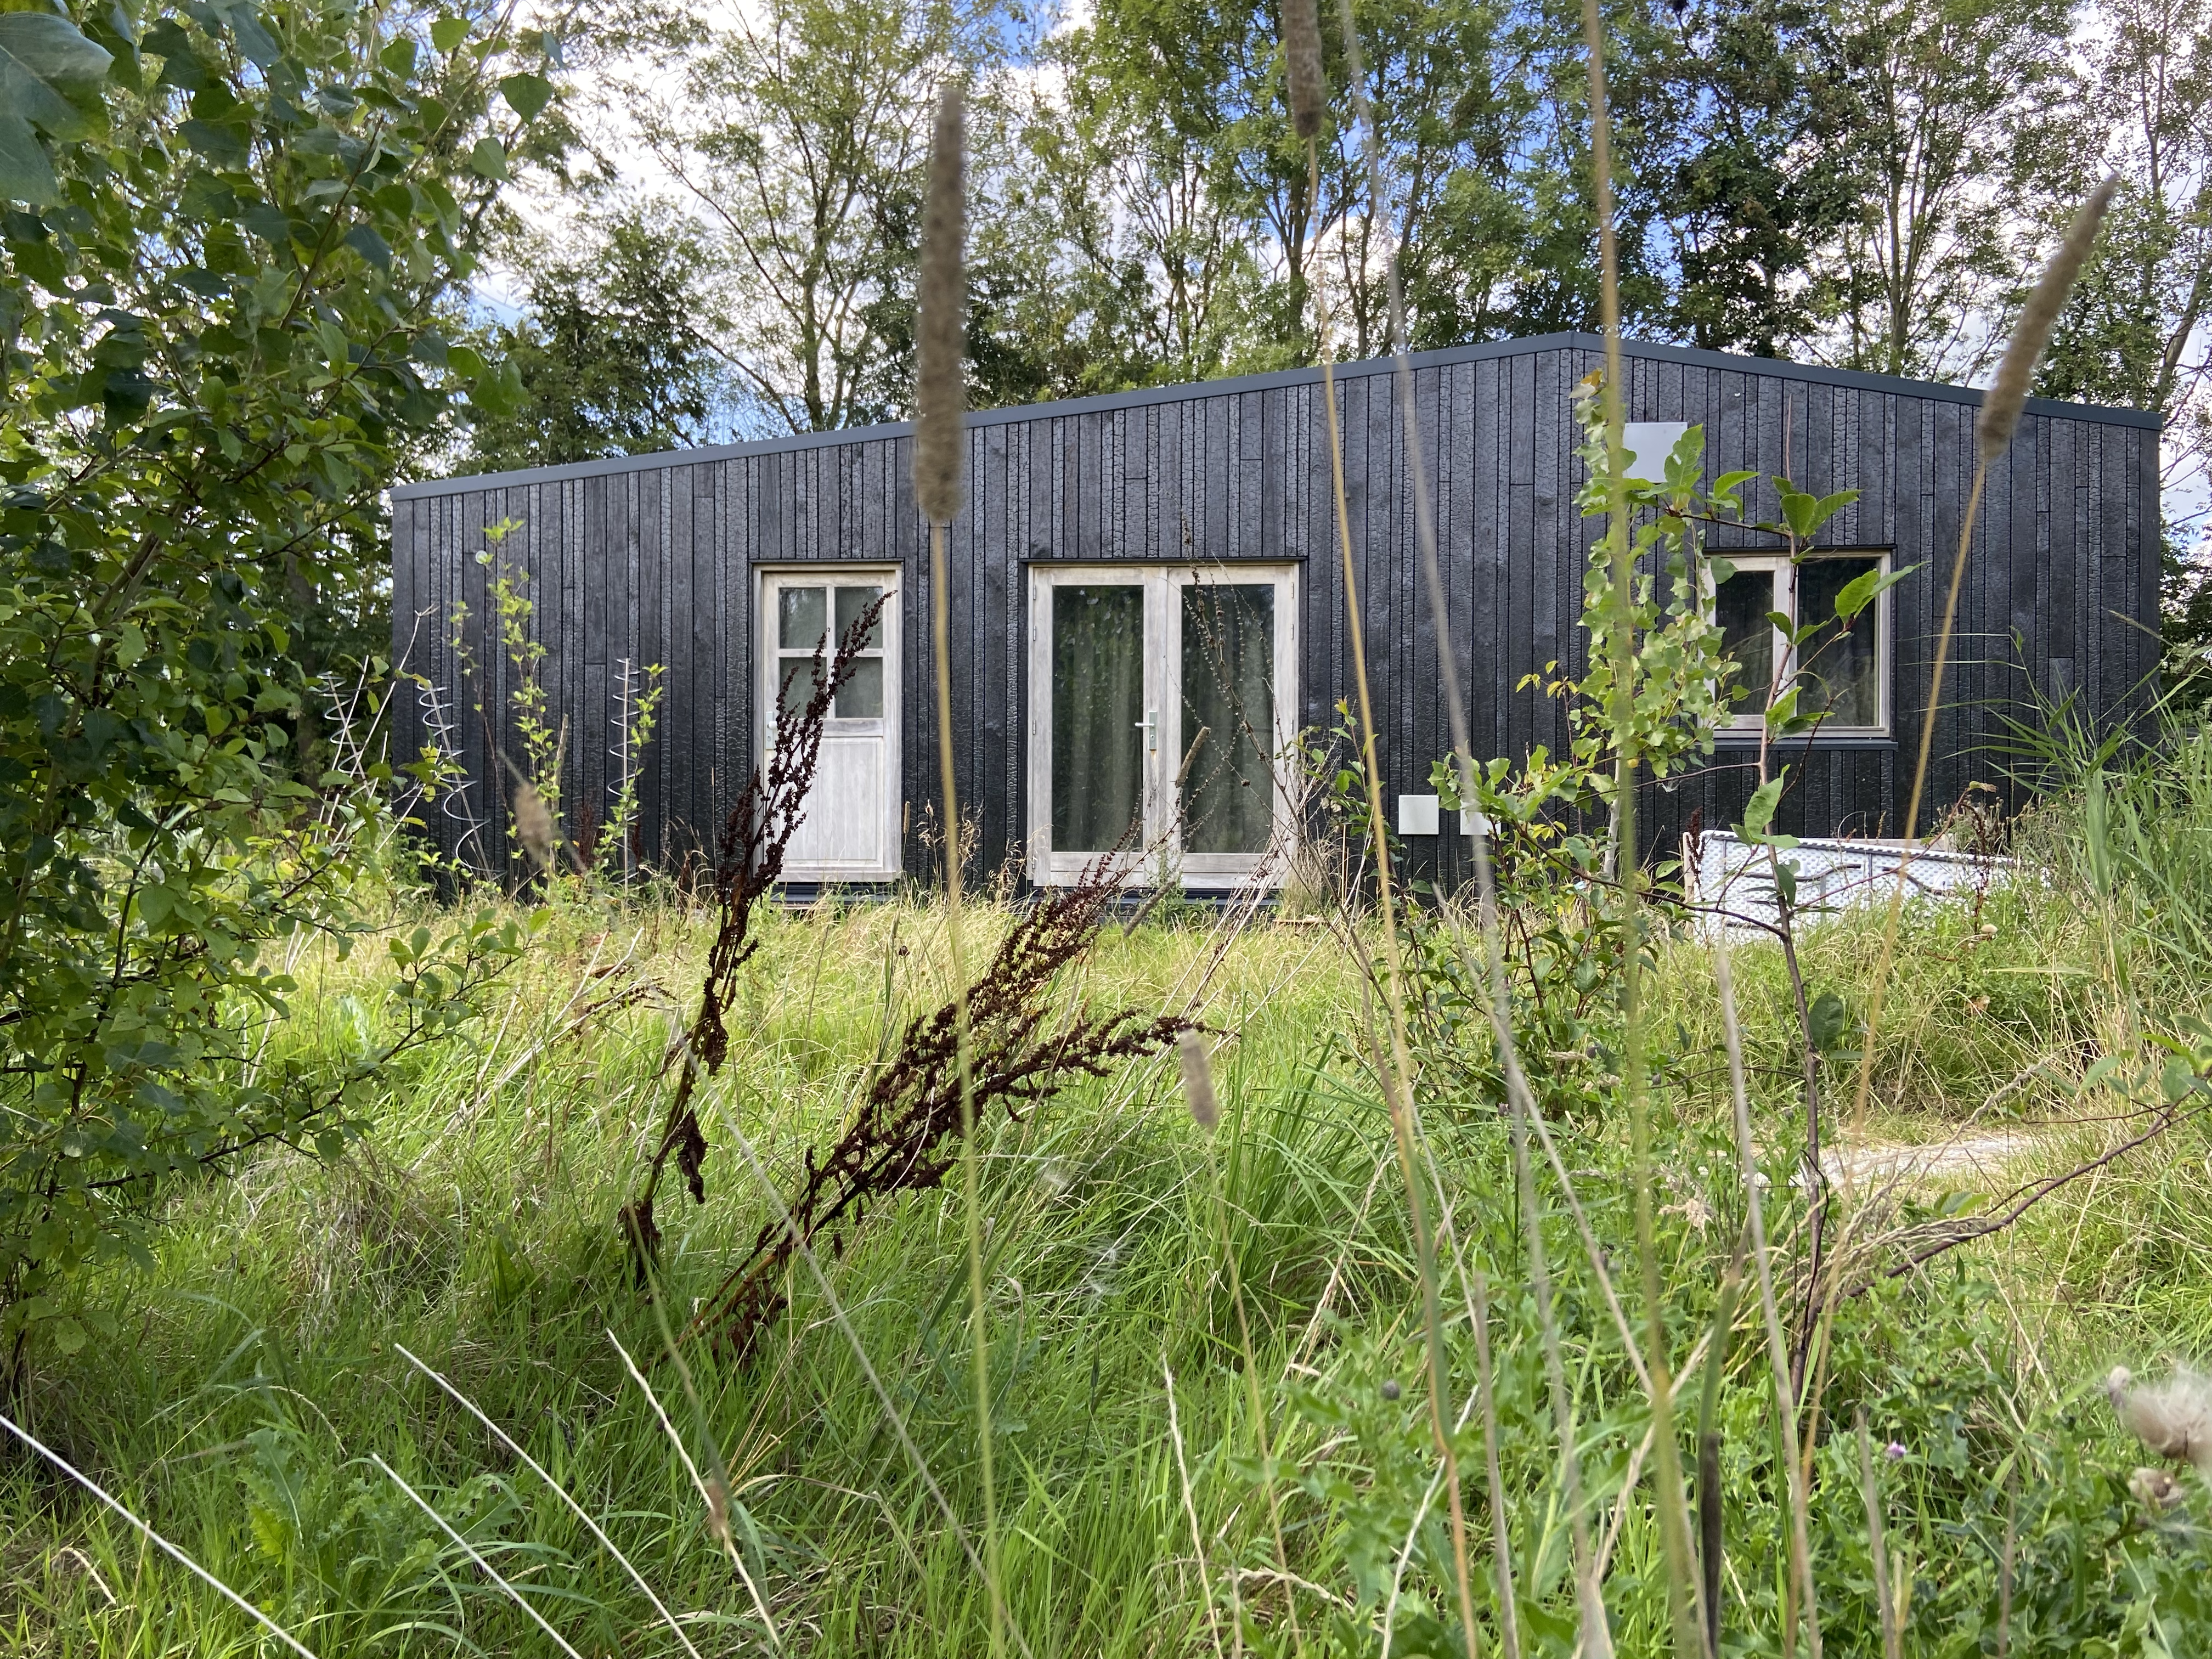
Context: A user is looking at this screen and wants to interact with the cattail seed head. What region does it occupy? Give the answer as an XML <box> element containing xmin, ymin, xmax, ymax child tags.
<box><xmin>1176</xmin><ymin>1030</ymin><xmax>1218</xmax><ymax>1131</ymax></box>
<box><xmin>1977</xmin><ymin>175</ymin><xmax>2119</xmax><ymax>463</ymax></box>
<box><xmin>1282</xmin><ymin>0</ymin><xmax>1324</xmax><ymax>140</ymax></box>
<box><xmin>514</xmin><ymin>780</ymin><xmax>555</xmax><ymax>871</ymax></box>
<box><xmin>913</xmin><ymin>81</ymin><xmax>967</xmax><ymax>526</ymax></box>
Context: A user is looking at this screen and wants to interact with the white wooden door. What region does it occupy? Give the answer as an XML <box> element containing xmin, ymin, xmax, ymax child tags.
<box><xmin>1026</xmin><ymin>565</ymin><xmax>1296</xmax><ymax>889</ymax></box>
<box><xmin>761</xmin><ymin>569</ymin><xmax>901</xmax><ymax>881</ymax></box>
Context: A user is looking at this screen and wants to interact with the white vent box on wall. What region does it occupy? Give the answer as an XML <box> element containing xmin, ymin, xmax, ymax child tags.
<box><xmin>1620</xmin><ymin>421</ymin><xmax>1690</xmax><ymax>483</ymax></box>
<box><xmin>1396</xmin><ymin>794</ymin><xmax>1441</xmax><ymax>837</ymax></box>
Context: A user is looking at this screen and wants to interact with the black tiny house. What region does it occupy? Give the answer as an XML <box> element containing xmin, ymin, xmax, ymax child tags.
<box><xmin>390</xmin><ymin>331</ymin><xmax>2160</xmax><ymax>889</ymax></box>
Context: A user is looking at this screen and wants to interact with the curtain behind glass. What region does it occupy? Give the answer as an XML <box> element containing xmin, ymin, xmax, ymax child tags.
<box><xmin>1180</xmin><ymin>584</ymin><xmax>1275</xmax><ymax>854</ymax></box>
<box><xmin>1051</xmin><ymin>585</ymin><xmax>1144</xmax><ymax>851</ymax></box>
<box><xmin>1797</xmin><ymin>557</ymin><xmax>1882</xmax><ymax>726</ymax></box>
<box><xmin>1713</xmin><ymin>566</ymin><xmax>1775</xmax><ymax>718</ymax></box>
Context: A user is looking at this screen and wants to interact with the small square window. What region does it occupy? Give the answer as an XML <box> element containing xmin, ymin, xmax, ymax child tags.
<box><xmin>1712</xmin><ymin>551</ymin><xmax>1890</xmax><ymax>736</ymax></box>
<box><xmin>778</xmin><ymin>585</ymin><xmax>828</xmax><ymax>651</ymax></box>
<box><xmin>836</xmin><ymin>583</ymin><xmax>885</xmax><ymax>648</ymax></box>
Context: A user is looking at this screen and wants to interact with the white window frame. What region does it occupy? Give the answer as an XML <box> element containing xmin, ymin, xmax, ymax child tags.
<box><xmin>1712</xmin><ymin>549</ymin><xmax>1892</xmax><ymax>738</ymax></box>
<box><xmin>756</xmin><ymin>565</ymin><xmax>903</xmax><ymax>882</ymax></box>
<box><xmin>1025</xmin><ymin>562</ymin><xmax>1300</xmax><ymax>890</ymax></box>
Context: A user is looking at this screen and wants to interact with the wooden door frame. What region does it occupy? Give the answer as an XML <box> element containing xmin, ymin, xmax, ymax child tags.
<box><xmin>756</xmin><ymin>564</ymin><xmax>904</xmax><ymax>882</ymax></box>
<box><xmin>1024</xmin><ymin>562</ymin><xmax>1299</xmax><ymax>890</ymax></box>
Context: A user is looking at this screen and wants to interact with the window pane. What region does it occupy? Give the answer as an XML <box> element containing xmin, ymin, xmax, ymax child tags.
<box><xmin>1714</xmin><ymin>566</ymin><xmax>1776</xmax><ymax>717</ymax></box>
<box><xmin>834</xmin><ymin>656</ymin><xmax>883</xmax><ymax>718</ymax></box>
<box><xmin>777</xmin><ymin>653</ymin><xmax>823</xmax><ymax>720</ymax></box>
<box><xmin>1051</xmin><ymin>585</ymin><xmax>1145</xmax><ymax>853</ymax></box>
<box><xmin>778</xmin><ymin>585</ymin><xmax>828</xmax><ymax>651</ymax></box>
<box><xmin>835</xmin><ymin>584</ymin><xmax>885</xmax><ymax>648</ymax></box>
<box><xmin>1180</xmin><ymin>584</ymin><xmax>1276</xmax><ymax>854</ymax></box>
<box><xmin>1796</xmin><ymin>557</ymin><xmax>1883</xmax><ymax>726</ymax></box>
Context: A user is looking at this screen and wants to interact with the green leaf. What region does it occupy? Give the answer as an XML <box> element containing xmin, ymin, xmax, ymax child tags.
<box><xmin>343</xmin><ymin>223</ymin><xmax>392</xmax><ymax>269</ymax></box>
<box><xmin>0</xmin><ymin>14</ymin><xmax>114</xmax><ymax>111</ymax></box>
<box><xmin>499</xmin><ymin>72</ymin><xmax>553</xmax><ymax>122</ymax></box>
<box><xmin>1832</xmin><ymin>561</ymin><xmax>1921</xmax><ymax>622</ymax></box>
<box><xmin>1808</xmin><ymin>990</ymin><xmax>1850</xmax><ymax>1052</ymax></box>
<box><xmin>468</xmin><ymin>136</ymin><xmax>506</xmax><ymax>179</ymax></box>
<box><xmin>0</xmin><ymin>14</ymin><xmax>113</xmax><ymax>203</ymax></box>
<box><xmin>205</xmin><ymin>0</ymin><xmax>278</xmax><ymax>70</ymax></box>
<box><xmin>471</xmin><ymin>357</ymin><xmax>523</xmax><ymax>419</ymax></box>
<box><xmin>431</xmin><ymin>15</ymin><xmax>470</xmax><ymax>53</ymax></box>
<box><xmin>48</xmin><ymin>1316</ymin><xmax>85</xmax><ymax>1356</ymax></box>
<box><xmin>0</xmin><ymin>116</ymin><xmax>57</xmax><ymax>205</ymax></box>
<box><xmin>1742</xmin><ymin>776</ymin><xmax>1785</xmax><ymax>836</ymax></box>
<box><xmin>180</xmin><ymin>117</ymin><xmax>250</xmax><ymax>170</ymax></box>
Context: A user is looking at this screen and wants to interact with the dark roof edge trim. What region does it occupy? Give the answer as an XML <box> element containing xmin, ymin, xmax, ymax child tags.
<box><xmin>392</xmin><ymin>330</ymin><xmax>2162</xmax><ymax>501</ymax></box>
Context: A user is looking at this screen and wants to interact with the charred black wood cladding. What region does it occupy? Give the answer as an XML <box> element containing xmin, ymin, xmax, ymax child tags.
<box><xmin>391</xmin><ymin>332</ymin><xmax>2160</xmax><ymax>884</ymax></box>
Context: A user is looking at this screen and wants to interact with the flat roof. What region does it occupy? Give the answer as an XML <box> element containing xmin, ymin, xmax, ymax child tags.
<box><xmin>393</xmin><ymin>329</ymin><xmax>2162</xmax><ymax>502</ymax></box>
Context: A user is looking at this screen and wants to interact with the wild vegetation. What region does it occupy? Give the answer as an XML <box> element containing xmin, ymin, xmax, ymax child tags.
<box><xmin>4</xmin><ymin>0</ymin><xmax>2210</xmax><ymax>1653</ymax></box>
<box><xmin>10</xmin><ymin>752</ymin><xmax>2212</xmax><ymax>1654</ymax></box>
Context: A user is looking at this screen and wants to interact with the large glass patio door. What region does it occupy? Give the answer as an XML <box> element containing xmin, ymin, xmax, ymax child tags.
<box><xmin>1026</xmin><ymin>565</ymin><xmax>1297</xmax><ymax>888</ymax></box>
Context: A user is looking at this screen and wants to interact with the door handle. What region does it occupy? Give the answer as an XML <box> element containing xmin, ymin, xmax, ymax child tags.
<box><xmin>1136</xmin><ymin>708</ymin><xmax>1158</xmax><ymax>752</ymax></box>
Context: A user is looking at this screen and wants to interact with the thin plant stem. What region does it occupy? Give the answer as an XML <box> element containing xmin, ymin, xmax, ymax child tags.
<box><xmin>1164</xmin><ymin>1354</ymin><xmax>1229</xmax><ymax>1659</ymax></box>
<box><xmin>1318</xmin><ymin>14</ymin><xmax>1605</xmax><ymax>1636</ymax></box>
<box><xmin>395</xmin><ymin>1344</ymin><xmax>715</xmax><ymax>1659</ymax></box>
<box><xmin>1710</xmin><ymin>921</ymin><xmax>1822</xmax><ymax>1659</ymax></box>
<box><xmin>371</xmin><ymin>1453</ymin><xmax>587</xmax><ymax>1659</ymax></box>
<box><xmin>1577</xmin><ymin>0</ymin><xmax>1700</xmax><ymax>1647</ymax></box>
<box><xmin>1847</xmin><ymin>462</ymin><xmax>1989</xmax><ymax>1137</ymax></box>
<box><xmin>1998</xmin><ymin>1465</ymin><xmax>2017</xmax><ymax>1659</ymax></box>
<box><xmin>1695</xmin><ymin>1245</ymin><xmax>1745</xmax><ymax>1659</ymax></box>
<box><xmin>932</xmin><ymin>515</ymin><xmax>1006</xmax><ymax>1658</ymax></box>
<box><xmin>720</xmin><ymin>1102</ymin><xmax>1037</xmax><ymax>1659</ymax></box>
<box><xmin>1469</xmin><ymin>1267</ymin><xmax>1522</xmax><ymax>1659</ymax></box>
<box><xmin>1309</xmin><ymin>220</ymin><xmax>1483</xmax><ymax>1655</ymax></box>
<box><xmin>0</xmin><ymin>1412</ymin><xmax>320</xmax><ymax>1659</ymax></box>
<box><xmin>1201</xmin><ymin>1094</ymin><xmax>1306</xmax><ymax>1654</ymax></box>
<box><xmin>1854</xmin><ymin>1410</ymin><xmax>1900</xmax><ymax>1659</ymax></box>
<box><xmin>1418</xmin><ymin>1149</ymin><xmax>1522</xmax><ymax>1655</ymax></box>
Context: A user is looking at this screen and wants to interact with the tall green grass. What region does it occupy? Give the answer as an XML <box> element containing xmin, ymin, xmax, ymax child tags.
<box><xmin>13</xmin><ymin>745</ymin><xmax>2212</xmax><ymax>1658</ymax></box>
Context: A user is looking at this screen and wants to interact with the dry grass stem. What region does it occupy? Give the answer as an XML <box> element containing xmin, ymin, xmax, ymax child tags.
<box><xmin>1853</xmin><ymin>1412</ymin><xmax>1900</xmax><ymax>1659</ymax></box>
<box><xmin>1470</xmin><ymin>1267</ymin><xmax>1522</xmax><ymax>1659</ymax></box>
<box><xmin>1317</xmin><ymin>10</ymin><xmax>1483</xmax><ymax>1649</ymax></box>
<box><xmin>1575</xmin><ymin>0</ymin><xmax>1699</xmax><ymax>1645</ymax></box>
<box><xmin>1164</xmin><ymin>1355</ymin><xmax>1229</xmax><ymax>1659</ymax></box>
<box><xmin>371</xmin><ymin>1452</ymin><xmax>587</xmax><ymax>1659</ymax></box>
<box><xmin>396</xmin><ymin>1344</ymin><xmax>710</xmax><ymax>1659</ymax></box>
<box><xmin>1</xmin><ymin>1412</ymin><xmax>322</xmax><ymax>1659</ymax></box>
<box><xmin>1710</xmin><ymin>922</ymin><xmax>1821</xmax><ymax>1658</ymax></box>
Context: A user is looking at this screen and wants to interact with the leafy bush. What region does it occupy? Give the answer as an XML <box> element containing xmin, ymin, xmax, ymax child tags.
<box><xmin>0</xmin><ymin>0</ymin><xmax>563</xmax><ymax>1364</ymax></box>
